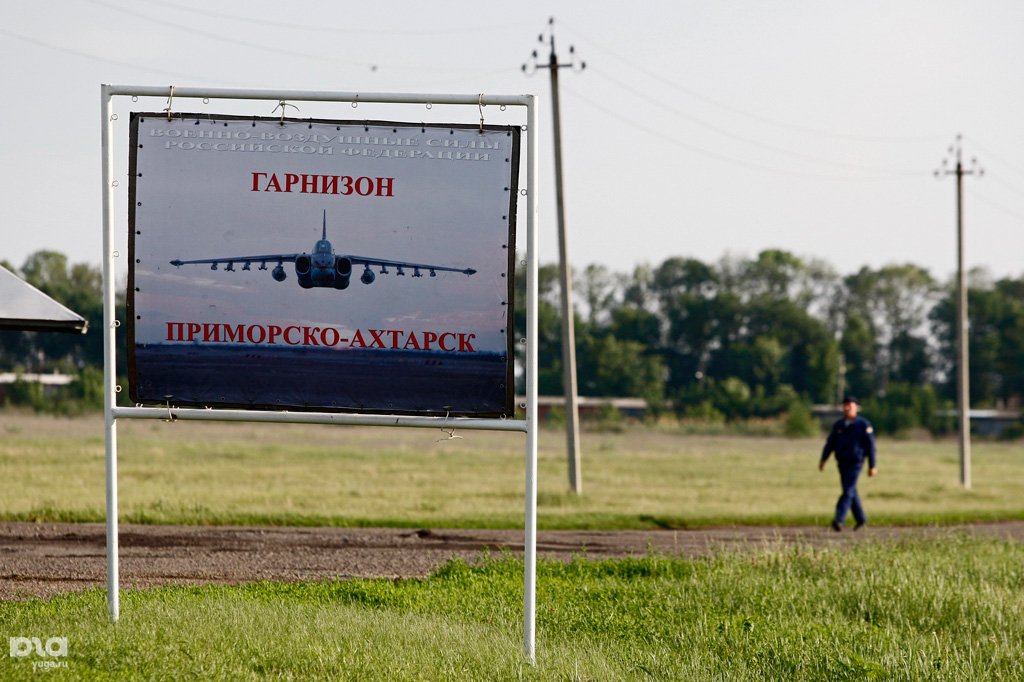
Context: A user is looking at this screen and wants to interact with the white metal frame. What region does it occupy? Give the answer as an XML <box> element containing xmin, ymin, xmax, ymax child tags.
<box><xmin>100</xmin><ymin>84</ymin><xmax>540</xmax><ymax>662</ymax></box>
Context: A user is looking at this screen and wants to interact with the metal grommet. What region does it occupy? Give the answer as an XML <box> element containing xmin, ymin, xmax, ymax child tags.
<box><xmin>115</xmin><ymin>385</ymin><xmax>122</xmax><ymax>393</ymax></box>
<box><xmin>519</xmin><ymin>402</ymin><xmax>527</xmax><ymax>409</ymax></box>
<box><xmin>521</xmin><ymin>124</ymin><xmax>528</xmax><ymax>131</ymax></box>
<box><xmin>520</xmin><ymin>259</ymin><xmax>526</xmax><ymax>265</ymax></box>
<box><xmin>112</xmin><ymin>250</ymin><xmax>119</xmax><ymax>257</ymax></box>
<box><xmin>131</xmin><ymin>96</ymin><xmax>138</xmax><ymax>102</ymax></box>
<box><xmin>426</xmin><ymin>102</ymin><xmax>432</xmax><ymax>109</ymax></box>
<box><xmin>111</xmin><ymin>180</ymin><xmax>119</xmax><ymax>187</ymax></box>
<box><xmin>351</xmin><ymin>101</ymin><xmax>358</xmax><ymax>108</ymax></box>
<box><xmin>520</xmin><ymin>189</ymin><xmax>527</xmax><ymax>196</ymax></box>
<box><xmin>110</xmin><ymin>113</ymin><xmax>118</xmax><ymax>121</ymax></box>
<box><xmin>113</xmin><ymin>320</ymin><xmax>121</xmax><ymax>328</ymax></box>
<box><xmin>500</xmin><ymin>104</ymin><xmax>507</xmax><ymax>111</ymax></box>
<box><xmin>203</xmin><ymin>97</ymin><xmax>210</xmax><ymax>104</ymax></box>
<box><xmin>519</xmin><ymin>338</ymin><xmax>526</xmax><ymax>344</ymax></box>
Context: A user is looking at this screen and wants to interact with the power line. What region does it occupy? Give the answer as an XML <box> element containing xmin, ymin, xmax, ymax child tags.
<box><xmin>563</xmin><ymin>84</ymin><xmax>925</xmax><ymax>182</ymax></box>
<box><xmin>0</xmin><ymin>26</ymin><xmax>240</xmax><ymax>85</ymax></box>
<box><xmin>83</xmin><ymin>0</ymin><xmax>506</xmax><ymax>74</ymax></box>
<box><xmin>967</xmin><ymin>188</ymin><xmax>1024</xmax><ymax>222</ymax></box>
<box><xmin>954</xmin><ymin>137</ymin><xmax>1024</xmax><ymax>200</ymax></box>
<box><xmin>82</xmin><ymin>0</ymin><xmax>375</xmax><ymax>70</ymax></box>
<box><xmin>132</xmin><ymin>0</ymin><xmax>535</xmax><ymax>36</ymax></box>
<box><xmin>557</xmin><ymin>19</ymin><xmax>947</xmax><ymax>144</ymax></box>
<box><xmin>986</xmin><ymin>175</ymin><xmax>1024</xmax><ymax>201</ymax></box>
<box><xmin>963</xmin><ymin>136</ymin><xmax>1024</xmax><ymax>180</ymax></box>
<box><xmin>591</xmin><ymin>70</ymin><xmax>923</xmax><ymax>177</ymax></box>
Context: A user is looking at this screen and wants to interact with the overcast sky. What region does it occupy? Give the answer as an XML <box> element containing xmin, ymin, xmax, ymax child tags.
<box><xmin>2</xmin><ymin>0</ymin><xmax>1022</xmax><ymax>285</ymax></box>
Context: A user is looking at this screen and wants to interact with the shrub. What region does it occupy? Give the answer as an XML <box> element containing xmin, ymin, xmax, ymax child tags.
<box><xmin>783</xmin><ymin>399</ymin><xmax>819</xmax><ymax>437</ymax></box>
<box><xmin>864</xmin><ymin>383</ymin><xmax>946</xmax><ymax>437</ymax></box>
<box><xmin>681</xmin><ymin>400</ymin><xmax>725</xmax><ymax>424</ymax></box>
<box><xmin>998</xmin><ymin>421</ymin><xmax>1024</xmax><ymax>442</ymax></box>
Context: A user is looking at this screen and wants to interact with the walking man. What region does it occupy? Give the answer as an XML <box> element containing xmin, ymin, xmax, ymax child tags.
<box><xmin>819</xmin><ymin>395</ymin><xmax>877</xmax><ymax>531</ymax></box>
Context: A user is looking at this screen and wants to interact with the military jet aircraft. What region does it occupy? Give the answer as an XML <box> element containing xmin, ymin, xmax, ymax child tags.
<box><xmin>169</xmin><ymin>211</ymin><xmax>476</xmax><ymax>290</ymax></box>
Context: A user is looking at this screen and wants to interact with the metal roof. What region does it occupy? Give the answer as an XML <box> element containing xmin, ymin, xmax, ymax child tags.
<box><xmin>0</xmin><ymin>265</ymin><xmax>88</xmax><ymax>334</ymax></box>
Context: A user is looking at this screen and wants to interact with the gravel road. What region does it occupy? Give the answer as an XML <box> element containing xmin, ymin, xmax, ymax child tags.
<box><xmin>3</xmin><ymin>521</ymin><xmax>1023</xmax><ymax>600</ymax></box>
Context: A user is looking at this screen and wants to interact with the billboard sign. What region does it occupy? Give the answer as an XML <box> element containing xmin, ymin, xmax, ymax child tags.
<box><xmin>128</xmin><ymin>113</ymin><xmax>519</xmax><ymax>416</ymax></box>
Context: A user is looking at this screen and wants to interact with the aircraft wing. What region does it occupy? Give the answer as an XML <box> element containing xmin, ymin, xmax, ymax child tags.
<box><xmin>345</xmin><ymin>254</ymin><xmax>476</xmax><ymax>276</ymax></box>
<box><xmin>169</xmin><ymin>254</ymin><xmax>301</xmax><ymax>268</ymax></box>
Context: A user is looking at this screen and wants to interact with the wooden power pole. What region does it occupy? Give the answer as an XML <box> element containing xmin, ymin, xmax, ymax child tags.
<box><xmin>936</xmin><ymin>134</ymin><xmax>982</xmax><ymax>489</ymax></box>
<box><xmin>523</xmin><ymin>18</ymin><xmax>586</xmax><ymax>494</ymax></box>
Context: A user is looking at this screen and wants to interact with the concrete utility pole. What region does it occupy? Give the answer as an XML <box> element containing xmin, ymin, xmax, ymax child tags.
<box><xmin>936</xmin><ymin>135</ymin><xmax>983</xmax><ymax>489</ymax></box>
<box><xmin>523</xmin><ymin>18</ymin><xmax>586</xmax><ymax>494</ymax></box>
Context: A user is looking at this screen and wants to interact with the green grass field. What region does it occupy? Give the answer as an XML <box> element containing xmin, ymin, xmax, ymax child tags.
<box><xmin>3</xmin><ymin>411</ymin><xmax>1024</xmax><ymax>679</ymax></box>
<box><xmin>2</xmin><ymin>536</ymin><xmax>1022</xmax><ymax>680</ymax></box>
<box><xmin>1</xmin><ymin>411</ymin><xmax>1022</xmax><ymax>528</ymax></box>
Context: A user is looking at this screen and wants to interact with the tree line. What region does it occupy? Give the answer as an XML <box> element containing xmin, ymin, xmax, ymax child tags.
<box><xmin>2</xmin><ymin>249</ymin><xmax>1023</xmax><ymax>434</ymax></box>
<box><xmin>514</xmin><ymin>249</ymin><xmax>1024</xmax><ymax>435</ymax></box>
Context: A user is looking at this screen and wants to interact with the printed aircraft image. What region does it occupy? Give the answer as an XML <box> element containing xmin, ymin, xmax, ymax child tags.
<box><xmin>169</xmin><ymin>211</ymin><xmax>477</xmax><ymax>290</ymax></box>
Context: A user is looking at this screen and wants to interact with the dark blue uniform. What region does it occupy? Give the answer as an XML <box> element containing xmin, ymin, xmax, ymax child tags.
<box><xmin>820</xmin><ymin>416</ymin><xmax>877</xmax><ymax>528</ymax></box>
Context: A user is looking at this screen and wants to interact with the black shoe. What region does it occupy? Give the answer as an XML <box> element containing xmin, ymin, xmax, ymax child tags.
<box><xmin>854</xmin><ymin>522</ymin><xmax>866</xmax><ymax>531</ymax></box>
<box><xmin>830</xmin><ymin>521</ymin><xmax>842</xmax><ymax>532</ymax></box>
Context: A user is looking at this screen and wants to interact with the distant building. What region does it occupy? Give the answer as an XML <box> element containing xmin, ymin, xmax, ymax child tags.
<box><xmin>526</xmin><ymin>396</ymin><xmax>649</xmax><ymax>421</ymax></box>
<box><xmin>0</xmin><ymin>372</ymin><xmax>76</xmax><ymax>402</ymax></box>
<box><xmin>813</xmin><ymin>404</ymin><xmax>1022</xmax><ymax>438</ymax></box>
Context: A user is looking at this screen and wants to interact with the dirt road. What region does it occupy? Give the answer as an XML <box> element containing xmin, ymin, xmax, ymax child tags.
<box><xmin>3</xmin><ymin>521</ymin><xmax>1023</xmax><ymax>600</ymax></box>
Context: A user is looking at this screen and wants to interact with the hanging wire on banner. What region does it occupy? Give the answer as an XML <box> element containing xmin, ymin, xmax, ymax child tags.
<box><xmin>436</xmin><ymin>411</ymin><xmax>464</xmax><ymax>442</ymax></box>
<box><xmin>478</xmin><ymin>93</ymin><xmax>486</xmax><ymax>133</ymax></box>
<box><xmin>272</xmin><ymin>100</ymin><xmax>299</xmax><ymax>125</ymax></box>
<box><xmin>163</xmin><ymin>85</ymin><xmax>175</xmax><ymax>121</ymax></box>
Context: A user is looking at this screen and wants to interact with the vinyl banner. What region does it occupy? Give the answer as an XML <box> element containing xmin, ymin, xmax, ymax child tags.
<box><xmin>128</xmin><ymin>113</ymin><xmax>519</xmax><ymax>417</ymax></box>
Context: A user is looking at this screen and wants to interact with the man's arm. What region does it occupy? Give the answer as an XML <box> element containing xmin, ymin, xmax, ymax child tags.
<box><xmin>865</xmin><ymin>422</ymin><xmax>878</xmax><ymax>476</ymax></box>
<box><xmin>819</xmin><ymin>427</ymin><xmax>837</xmax><ymax>470</ymax></box>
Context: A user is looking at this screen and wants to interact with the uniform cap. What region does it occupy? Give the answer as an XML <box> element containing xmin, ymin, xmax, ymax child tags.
<box><xmin>842</xmin><ymin>395</ymin><xmax>860</xmax><ymax>405</ymax></box>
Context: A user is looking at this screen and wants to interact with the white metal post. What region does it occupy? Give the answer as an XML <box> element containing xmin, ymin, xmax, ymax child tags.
<box><xmin>523</xmin><ymin>95</ymin><xmax>540</xmax><ymax>665</ymax></box>
<box><xmin>100</xmin><ymin>84</ymin><xmax>120</xmax><ymax>622</ymax></box>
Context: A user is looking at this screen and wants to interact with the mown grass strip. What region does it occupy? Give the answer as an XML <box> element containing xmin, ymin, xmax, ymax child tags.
<box><xmin>7</xmin><ymin>506</ymin><xmax>1024</xmax><ymax>531</ymax></box>
<box><xmin>2</xmin><ymin>534</ymin><xmax>1023</xmax><ymax>680</ymax></box>
<box><xmin>3</xmin><ymin>415</ymin><xmax>1024</xmax><ymax>530</ymax></box>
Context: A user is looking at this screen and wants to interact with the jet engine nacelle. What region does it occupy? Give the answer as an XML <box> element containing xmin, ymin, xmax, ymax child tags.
<box><xmin>271</xmin><ymin>264</ymin><xmax>287</xmax><ymax>282</ymax></box>
<box><xmin>360</xmin><ymin>267</ymin><xmax>376</xmax><ymax>285</ymax></box>
<box><xmin>334</xmin><ymin>256</ymin><xmax>352</xmax><ymax>290</ymax></box>
<box><xmin>295</xmin><ymin>255</ymin><xmax>314</xmax><ymax>289</ymax></box>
